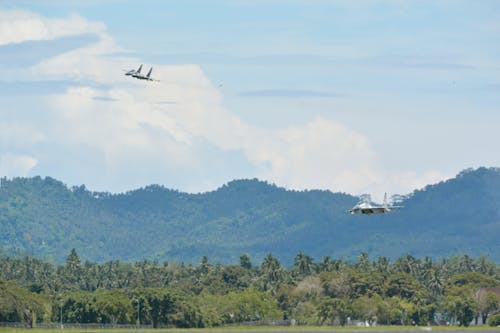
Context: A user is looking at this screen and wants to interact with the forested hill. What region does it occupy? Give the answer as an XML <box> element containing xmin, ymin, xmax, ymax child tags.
<box><xmin>1</xmin><ymin>167</ymin><xmax>500</xmax><ymax>264</ymax></box>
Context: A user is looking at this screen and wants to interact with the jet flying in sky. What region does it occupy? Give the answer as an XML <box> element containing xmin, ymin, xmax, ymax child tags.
<box><xmin>127</xmin><ymin>66</ymin><xmax>158</xmax><ymax>81</ymax></box>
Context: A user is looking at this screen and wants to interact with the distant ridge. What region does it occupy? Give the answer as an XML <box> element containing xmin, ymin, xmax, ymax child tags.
<box><xmin>1</xmin><ymin>167</ymin><xmax>500</xmax><ymax>264</ymax></box>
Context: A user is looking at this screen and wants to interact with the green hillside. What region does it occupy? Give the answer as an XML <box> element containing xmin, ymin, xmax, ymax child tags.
<box><xmin>1</xmin><ymin>167</ymin><xmax>500</xmax><ymax>264</ymax></box>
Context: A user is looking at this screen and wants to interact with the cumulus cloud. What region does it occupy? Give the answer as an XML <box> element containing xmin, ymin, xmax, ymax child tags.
<box><xmin>382</xmin><ymin>170</ymin><xmax>448</xmax><ymax>195</ymax></box>
<box><xmin>244</xmin><ymin>118</ymin><xmax>380</xmax><ymax>192</ymax></box>
<box><xmin>0</xmin><ymin>8</ymin><xmax>445</xmax><ymax>196</ymax></box>
<box><xmin>0</xmin><ymin>123</ymin><xmax>46</xmax><ymax>147</ymax></box>
<box><xmin>44</xmin><ymin>79</ymin><xmax>394</xmax><ymax>195</ymax></box>
<box><xmin>0</xmin><ymin>153</ymin><xmax>38</xmax><ymax>177</ymax></box>
<box><xmin>0</xmin><ymin>10</ymin><xmax>104</xmax><ymax>46</ymax></box>
<box><xmin>31</xmin><ymin>28</ymin><xmax>123</xmax><ymax>83</ymax></box>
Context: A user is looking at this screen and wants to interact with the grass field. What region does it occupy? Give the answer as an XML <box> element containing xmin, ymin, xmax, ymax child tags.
<box><xmin>1</xmin><ymin>326</ymin><xmax>499</xmax><ymax>333</ymax></box>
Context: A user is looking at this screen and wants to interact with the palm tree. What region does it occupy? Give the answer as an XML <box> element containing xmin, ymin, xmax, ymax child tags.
<box><xmin>474</xmin><ymin>256</ymin><xmax>493</xmax><ymax>275</ymax></box>
<box><xmin>395</xmin><ymin>253</ymin><xmax>418</xmax><ymax>277</ymax></box>
<box><xmin>318</xmin><ymin>256</ymin><xmax>331</xmax><ymax>272</ymax></box>
<box><xmin>374</xmin><ymin>256</ymin><xmax>391</xmax><ymax>276</ymax></box>
<box><xmin>356</xmin><ymin>252</ymin><xmax>370</xmax><ymax>272</ymax></box>
<box><xmin>417</xmin><ymin>256</ymin><xmax>434</xmax><ymax>285</ymax></box>
<box><xmin>294</xmin><ymin>252</ymin><xmax>313</xmax><ymax>276</ymax></box>
<box><xmin>426</xmin><ymin>267</ymin><xmax>444</xmax><ymax>298</ymax></box>
<box><xmin>260</xmin><ymin>254</ymin><xmax>285</xmax><ymax>292</ymax></box>
<box><xmin>458</xmin><ymin>254</ymin><xmax>474</xmax><ymax>273</ymax></box>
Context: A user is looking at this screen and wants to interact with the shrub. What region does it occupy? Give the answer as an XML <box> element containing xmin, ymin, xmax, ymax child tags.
<box><xmin>488</xmin><ymin>313</ymin><xmax>500</xmax><ymax>327</ymax></box>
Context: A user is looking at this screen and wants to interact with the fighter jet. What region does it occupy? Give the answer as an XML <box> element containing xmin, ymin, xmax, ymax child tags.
<box><xmin>348</xmin><ymin>193</ymin><xmax>403</xmax><ymax>215</ymax></box>
<box><xmin>131</xmin><ymin>67</ymin><xmax>158</xmax><ymax>81</ymax></box>
<box><xmin>124</xmin><ymin>64</ymin><xmax>143</xmax><ymax>76</ymax></box>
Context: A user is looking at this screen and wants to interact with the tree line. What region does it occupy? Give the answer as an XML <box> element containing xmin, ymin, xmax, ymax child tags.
<box><xmin>1</xmin><ymin>250</ymin><xmax>500</xmax><ymax>328</ymax></box>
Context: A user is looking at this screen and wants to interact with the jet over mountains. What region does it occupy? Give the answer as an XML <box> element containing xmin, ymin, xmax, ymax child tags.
<box><xmin>1</xmin><ymin>167</ymin><xmax>499</xmax><ymax>264</ymax></box>
<box><xmin>348</xmin><ymin>193</ymin><xmax>403</xmax><ymax>215</ymax></box>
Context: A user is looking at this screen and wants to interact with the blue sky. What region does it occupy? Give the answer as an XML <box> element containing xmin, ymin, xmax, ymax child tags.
<box><xmin>1</xmin><ymin>1</ymin><xmax>499</xmax><ymax>198</ymax></box>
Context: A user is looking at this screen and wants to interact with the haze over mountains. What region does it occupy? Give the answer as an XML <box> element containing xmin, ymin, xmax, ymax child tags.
<box><xmin>1</xmin><ymin>167</ymin><xmax>499</xmax><ymax>265</ymax></box>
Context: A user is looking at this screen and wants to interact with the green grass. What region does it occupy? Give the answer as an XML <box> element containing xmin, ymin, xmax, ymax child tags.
<box><xmin>1</xmin><ymin>326</ymin><xmax>499</xmax><ymax>333</ymax></box>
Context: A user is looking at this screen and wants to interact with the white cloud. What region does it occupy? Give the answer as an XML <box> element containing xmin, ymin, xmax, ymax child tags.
<box><xmin>0</xmin><ymin>10</ymin><xmax>105</xmax><ymax>46</ymax></box>
<box><xmin>32</xmin><ymin>33</ymin><xmax>124</xmax><ymax>83</ymax></box>
<box><xmin>0</xmin><ymin>153</ymin><xmax>38</xmax><ymax>177</ymax></box>
<box><xmin>45</xmin><ymin>79</ymin><xmax>394</xmax><ymax>195</ymax></box>
<box><xmin>48</xmin><ymin>85</ymin><xmax>197</xmax><ymax>168</ymax></box>
<box><xmin>383</xmin><ymin>170</ymin><xmax>449</xmax><ymax>195</ymax></box>
<box><xmin>0</xmin><ymin>123</ymin><xmax>46</xmax><ymax>147</ymax></box>
<box><xmin>0</xmin><ymin>8</ymin><xmax>450</xmax><ymax>196</ymax></box>
<box><xmin>245</xmin><ymin>118</ymin><xmax>381</xmax><ymax>193</ymax></box>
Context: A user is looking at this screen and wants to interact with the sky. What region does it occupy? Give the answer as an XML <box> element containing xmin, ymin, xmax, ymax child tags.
<box><xmin>0</xmin><ymin>1</ymin><xmax>499</xmax><ymax>199</ymax></box>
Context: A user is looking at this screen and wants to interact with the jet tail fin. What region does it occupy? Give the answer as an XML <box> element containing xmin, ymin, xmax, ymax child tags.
<box><xmin>147</xmin><ymin>67</ymin><xmax>153</xmax><ymax>78</ymax></box>
<box><xmin>137</xmin><ymin>64</ymin><xmax>143</xmax><ymax>73</ymax></box>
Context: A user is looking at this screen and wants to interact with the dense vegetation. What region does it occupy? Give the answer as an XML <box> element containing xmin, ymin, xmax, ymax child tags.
<box><xmin>1</xmin><ymin>167</ymin><xmax>500</xmax><ymax>264</ymax></box>
<box><xmin>1</xmin><ymin>251</ymin><xmax>499</xmax><ymax>328</ymax></box>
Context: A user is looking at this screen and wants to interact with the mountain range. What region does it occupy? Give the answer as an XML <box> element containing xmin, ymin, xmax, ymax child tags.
<box><xmin>1</xmin><ymin>167</ymin><xmax>499</xmax><ymax>265</ymax></box>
